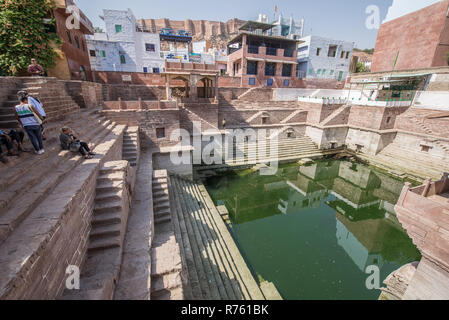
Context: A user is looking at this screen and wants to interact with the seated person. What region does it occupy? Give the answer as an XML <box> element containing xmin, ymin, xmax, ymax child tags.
<box><xmin>59</xmin><ymin>127</ymin><xmax>95</xmax><ymax>159</ymax></box>
<box><xmin>0</xmin><ymin>129</ymin><xmax>19</xmax><ymax>157</ymax></box>
<box><xmin>7</xmin><ymin>129</ymin><xmax>26</xmax><ymax>152</ymax></box>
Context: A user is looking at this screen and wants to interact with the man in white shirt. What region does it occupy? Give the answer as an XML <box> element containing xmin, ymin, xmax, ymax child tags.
<box><xmin>17</xmin><ymin>90</ymin><xmax>47</xmax><ymax>140</ymax></box>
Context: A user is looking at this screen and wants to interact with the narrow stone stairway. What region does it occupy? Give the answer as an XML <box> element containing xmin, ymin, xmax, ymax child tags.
<box><xmin>168</xmin><ymin>174</ymin><xmax>270</xmax><ymax>300</ymax></box>
<box><xmin>150</xmin><ymin>170</ymin><xmax>184</xmax><ymax>300</ymax></box>
<box><xmin>122</xmin><ymin>127</ymin><xmax>139</xmax><ymax>167</ymax></box>
<box><xmin>62</xmin><ymin>161</ymin><xmax>132</xmax><ymax>300</ymax></box>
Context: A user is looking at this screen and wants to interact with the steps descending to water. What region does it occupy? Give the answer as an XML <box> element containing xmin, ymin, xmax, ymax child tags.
<box><xmin>0</xmin><ymin>110</ymin><xmax>117</xmax><ymax>245</ymax></box>
<box><xmin>362</xmin><ymin>142</ymin><xmax>449</xmax><ymax>181</ymax></box>
<box><xmin>122</xmin><ymin>127</ymin><xmax>139</xmax><ymax>167</ymax></box>
<box><xmin>168</xmin><ymin>174</ymin><xmax>269</xmax><ymax>300</ymax></box>
<box><xmin>226</xmin><ymin>136</ymin><xmax>322</xmax><ymax>166</ymax></box>
<box><xmin>62</xmin><ymin>161</ymin><xmax>132</xmax><ymax>300</ymax></box>
<box><xmin>150</xmin><ymin>170</ymin><xmax>184</xmax><ymax>300</ymax></box>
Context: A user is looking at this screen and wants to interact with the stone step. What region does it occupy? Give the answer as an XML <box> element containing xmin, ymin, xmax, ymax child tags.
<box><xmin>95</xmin><ymin>191</ymin><xmax>122</xmax><ymax>204</ymax></box>
<box><xmin>97</xmin><ymin>171</ymin><xmax>126</xmax><ymax>183</ymax></box>
<box><xmin>96</xmin><ymin>181</ymin><xmax>123</xmax><ymax>194</ymax></box>
<box><xmin>88</xmin><ymin>235</ymin><xmax>121</xmax><ymax>252</ymax></box>
<box><xmin>92</xmin><ymin>211</ymin><xmax>122</xmax><ymax>227</ymax></box>
<box><xmin>150</xmin><ymin>273</ymin><xmax>183</xmax><ymax>299</ymax></box>
<box><xmin>170</xmin><ymin>176</ymin><xmax>217</xmax><ymax>299</ymax></box>
<box><xmin>182</xmin><ymin>179</ymin><xmax>241</xmax><ymax>300</ymax></box>
<box><xmin>93</xmin><ymin>201</ymin><xmax>122</xmax><ymax>215</ymax></box>
<box><xmin>153</xmin><ymin>183</ymin><xmax>168</xmax><ymax>191</ymax></box>
<box><xmin>154</xmin><ymin>201</ymin><xmax>170</xmax><ymax>211</ymax></box>
<box><xmin>153</xmin><ymin>188</ymin><xmax>169</xmax><ymax>197</ymax></box>
<box><xmin>176</xmin><ymin>177</ymin><xmax>229</xmax><ymax>300</ymax></box>
<box><xmin>154</xmin><ymin>194</ymin><xmax>169</xmax><ymax>203</ymax></box>
<box><xmin>90</xmin><ymin>224</ymin><xmax>121</xmax><ymax>240</ymax></box>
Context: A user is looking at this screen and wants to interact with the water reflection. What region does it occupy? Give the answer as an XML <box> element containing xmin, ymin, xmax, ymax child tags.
<box><xmin>205</xmin><ymin>160</ymin><xmax>421</xmax><ymax>299</ymax></box>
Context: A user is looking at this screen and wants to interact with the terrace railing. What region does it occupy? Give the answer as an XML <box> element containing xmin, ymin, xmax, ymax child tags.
<box><xmin>284</xmin><ymin>49</ymin><xmax>295</xmax><ymax>57</ymax></box>
<box><xmin>248</xmin><ymin>45</ymin><xmax>260</xmax><ymax>54</ymax></box>
<box><xmin>266</xmin><ymin>47</ymin><xmax>278</xmax><ymax>56</ymax></box>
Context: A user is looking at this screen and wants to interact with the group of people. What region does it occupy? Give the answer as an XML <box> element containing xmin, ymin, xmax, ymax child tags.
<box><xmin>0</xmin><ymin>88</ymin><xmax>95</xmax><ymax>164</ymax></box>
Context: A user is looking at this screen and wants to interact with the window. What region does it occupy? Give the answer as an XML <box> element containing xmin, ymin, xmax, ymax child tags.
<box><xmin>120</xmin><ymin>55</ymin><xmax>126</xmax><ymax>64</ymax></box>
<box><xmin>82</xmin><ymin>40</ymin><xmax>86</xmax><ymax>52</ymax></box>
<box><xmin>145</xmin><ymin>43</ymin><xmax>155</xmax><ymax>52</ymax></box>
<box><xmin>267</xmin><ymin>78</ymin><xmax>274</xmax><ymax>86</ymax></box>
<box><xmin>249</xmin><ymin>77</ymin><xmax>256</xmax><ymax>86</ymax></box>
<box><xmin>143</xmin><ymin>67</ymin><xmax>148</xmax><ymax>73</ymax></box>
<box><xmin>328</xmin><ymin>45</ymin><xmax>337</xmax><ymax>57</ymax></box>
<box><xmin>262</xmin><ymin>116</ymin><xmax>269</xmax><ymax>124</ymax></box>
<box><xmin>74</xmin><ymin>36</ymin><xmax>80</xmax><ymax>49</ymax></box>
<box><xmin>153</xmin><ymin>68</ymin><xmax>160</xmax><ymax>74</ymax></box>
<box><xmin>346</xmin><ymin>52</ymin><xmax>350</xmax><ymax>59</ymax></box>
<box><xmin>298</xmin><ymin>46</ymin><xmax>308</xmax><ymax>53</ymax></box>
<box><xmin>115</xmin><ymin>25</ymin><xmax>122</xmax><ymax>33</ymax></box>
<box><xmin>282</xmin><ymin>64</ymin><xmax>292</xmax><ymax>77</ymax></box>
<box><xmin>316</xmin><ymin>48</ymin><xmax>321</xmax><ymax>56</ymax></box>
<box><xmin>330</xmin><ymin>70</ymin><xmax>334</xmax><ymax>76</ymax></box>
<box><xmin>322</xmin><ymin>69</ymin><xmax>326</xmax><ymax>76</ymax></box>
<box><xmin>156</xmin><ymin>128</ymin><xmax>165</xmax><ymax>139</ymax></box>
<box><xmin>247</xmin><ymin>61</ymin><xmax>258</xmax><ymax>75</ymax></box>
<box><xmin>265</xmin><ymin>62</ymin><xmax>276</xmax><ymax>76</ymax></box>
<box><xmin>283</xmin><ymin>79</ymin><xmax>290</xmax><ymax>87</ymax></box>
<box><xmin>421</xmin><ymin>145</ymin><xmax>431</xmax><ymax>152</ymax></box>
<box><xmin>317</xmin><ymin>69</ymin><xmax>321</xmax><ymax>75</ymax></box>
<box><xmin>89</xmin><ymin>50</ymin><xmax>96</xmax><ymax>57</ymax></box>
<box><xmin>66</xmin><ymin>31</ymin><xmax>72</xmax><ymax>44</ymax></box>
<box><xmin>386</xmin><ymin>116</ymin><xmax>392</xmax><ymax>124</ymax></box>
<box><xmin>309</xmin><ymin>68</ymin><xmax>314</xmax><ymax>75</ymax></box>
<box><xmin>341</xmin><ymin>51</ymin><xmax>345</xmax><ymax>59</ymax></box>
<box><xmin>100</xmin><ymin>50</ymin><xmax>106</xmax><ymax>57</ymax></box>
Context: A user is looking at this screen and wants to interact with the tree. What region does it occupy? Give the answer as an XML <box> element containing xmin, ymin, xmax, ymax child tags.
<box><xmin>0</xmin><ymin>0</ymin><xmax>61</xmax><ymax>76</ymax></box>
<box><xmin>356</xmin><ymin>62</ymin><xmax>370</xmax><ymax>73</ymax></box>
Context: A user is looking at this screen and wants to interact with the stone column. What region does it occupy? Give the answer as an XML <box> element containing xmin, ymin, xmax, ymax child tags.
<box><xmin>165</xmin><ymin>75</ymin><xmax>171</xmax><ymax>101</ymax></box>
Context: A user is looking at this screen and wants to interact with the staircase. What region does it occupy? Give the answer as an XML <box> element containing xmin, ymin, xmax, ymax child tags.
<box><xmin>0</xmin><ymin>114</ymin><xmax>126</xmax><ymax>299</ymax></box>
<box><xmin>226</xmin><ymin>136</ymin><xmax>322</xmax><ymax>166</ymax></box>
<box><xmin>406</xmin><ymin>115</ymin><xmax>449</xmax><ymax>156</ymax></box>
<box><xmin>168</xmin><ymin>175</ymin><xmax>270</xmax><ymax>300</ymax></box>
<box><xmin>0</xmin><ymin>110</ymin><xmax>118</xmax><ymax>245</ymax></box>
<box><xmin>62</xmin><ymin>161</ymin><xmax>132</xmax><ymax>300</ymax></box>
<box><xmin>150</xmin><ymin>170</ymin><xmax>183</xmax><ymax>300</ymax></box>
<box><xmin>122</xmin><ymin>127</ymin><xmax>139</xmax><ymax>167</ymax></box>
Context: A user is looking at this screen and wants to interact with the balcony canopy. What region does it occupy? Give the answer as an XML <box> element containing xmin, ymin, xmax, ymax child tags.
<box><xmin>239</xmin><ymin>20</ymin><xmax>274</xmax><ymax>32</ymax></box>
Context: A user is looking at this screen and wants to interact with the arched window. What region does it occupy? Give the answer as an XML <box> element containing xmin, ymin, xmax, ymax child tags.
<box><xmin>120</xmin><ymin>55</ymin><xmax>126</xmax><ymax>64</ymax></box>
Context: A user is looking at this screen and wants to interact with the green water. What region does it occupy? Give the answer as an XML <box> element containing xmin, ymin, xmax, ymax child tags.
<box><xmin>205</xmin><ymin>160</ymin><xmax>421</xmax><ymax>300</ymax></box>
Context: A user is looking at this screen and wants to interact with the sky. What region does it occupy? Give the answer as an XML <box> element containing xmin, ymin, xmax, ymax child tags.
<box><xmin>76</xmin><ymin>0</ymin><xmax>442</xmax><ymax>49</ymax></box>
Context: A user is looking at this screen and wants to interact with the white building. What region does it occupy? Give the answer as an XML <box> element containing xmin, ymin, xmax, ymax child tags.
<box><xmin>86</xmin><ymin>9</ymin><xmax>165</xmax><ymax>73</ymax></box>
<box><xmin>257</xmin><ymin>13</ymin><xmax>304</xmax><ymax>40</ymax></box>
<box><xmin>297</xmin><ymin>36</ymin><xmax>354</xmax><ymax>81</ymax></box>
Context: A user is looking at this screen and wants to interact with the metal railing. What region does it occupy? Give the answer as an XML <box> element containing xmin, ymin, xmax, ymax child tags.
<box><xmin>248</xmin><ymin>45</ymin><xmax>259</xmax><ymax>54</ymax></box>
<box><xmin>266</xmin><ymin>47</ymin><xmax>277</xmax><ymax>56</ymax></box>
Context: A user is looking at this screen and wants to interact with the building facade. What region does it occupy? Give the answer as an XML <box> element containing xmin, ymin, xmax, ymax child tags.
<box><xmin>87</xmin><ymin>9</ymin><xmax>165</xmax><ymax>74</ymax></box>
<box><xmin>48</xmin><ymin>0</ymin><xmax>94</xmax><ymax>81</ymax></box>
<box><xmin>257</xmin><ymin>13</ymin><xmax>304</xmax><ymax>40</ymax></box>
<box><xmin>371</xmin><ymin>0</ymin><xmax>449</xmax><ymax>72</ymax></box>
<box><xmin>297</xmin><ymin>35</ymin><xmax>354</xmax><ymax>81</ymax></box>
<box><xmin>227</xmin><ymin>21</ymin><xmax>299</xmax><ymax>88</ymax></box>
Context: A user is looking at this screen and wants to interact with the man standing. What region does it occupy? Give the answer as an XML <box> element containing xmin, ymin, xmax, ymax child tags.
<box><xmin>27</xmin><ymin>58</ymin><xmax>44</xmax><ymax>77</ymax></box>
<box><xmin>17</xmin><ymin>90</ymin><xmax>47</xmax><ymax>140</ymax></box>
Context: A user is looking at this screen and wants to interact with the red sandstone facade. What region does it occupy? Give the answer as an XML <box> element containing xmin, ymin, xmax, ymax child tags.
<box><xmin>48</xmin><ymin>0</ymin><xmax>94</xmax><ymax>81</ymax></box>
<box><xmin>227</xmin><ymin>22</ymin><xmax>301</xmax><ymax>88</ymax></box>
<box><xmin>371</xmin><ymin>0</ymin><xmax>449</xmax><ymax>72</ymax></box>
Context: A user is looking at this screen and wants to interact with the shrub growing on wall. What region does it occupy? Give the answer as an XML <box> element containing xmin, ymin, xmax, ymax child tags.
<box><xmin>0</xmin><ymin>0</ymin><xmax>60</xmax><ymax>76</ymax></box>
